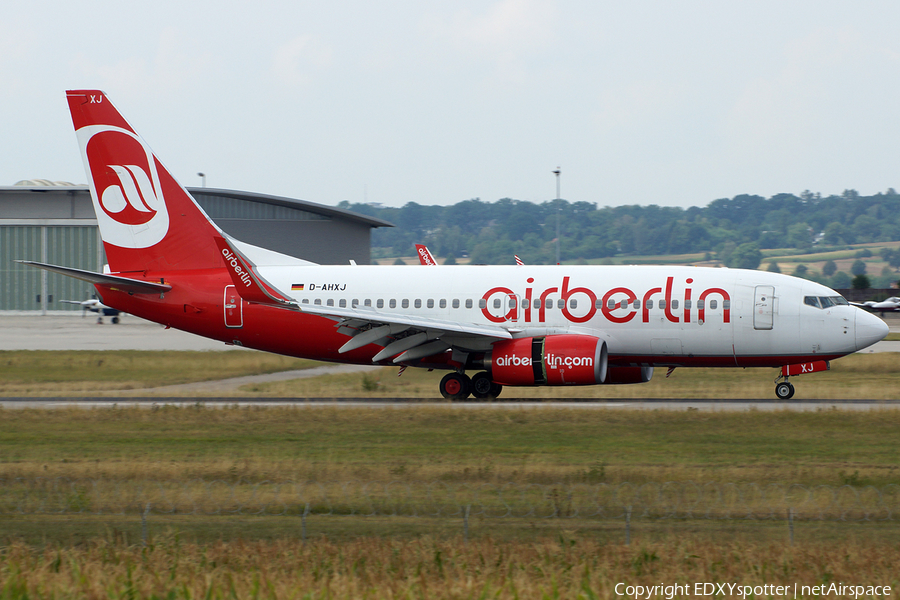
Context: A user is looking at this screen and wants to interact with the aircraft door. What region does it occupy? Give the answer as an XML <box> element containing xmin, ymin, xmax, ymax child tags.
<box><xmin>753</xmin><ymin>285</ymin><xmax>774</xmax><ymax>330</ymax></box>
<box><xmin>224</xmin><ymin>285</ymin><xmax>243</xmax><ymax>328</ymax></box>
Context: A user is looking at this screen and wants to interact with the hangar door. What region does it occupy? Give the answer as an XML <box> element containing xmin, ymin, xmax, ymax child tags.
<box><xmin>753</xmin><ymin>285</ymin><xmax>774</xmax><ymax>330</ymax></box>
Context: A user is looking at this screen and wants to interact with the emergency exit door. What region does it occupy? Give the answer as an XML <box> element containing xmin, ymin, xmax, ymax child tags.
<box><xmin>753</xmin><ymin>285</ymin><xmax>774</xmax><ymax>330</ymax></box>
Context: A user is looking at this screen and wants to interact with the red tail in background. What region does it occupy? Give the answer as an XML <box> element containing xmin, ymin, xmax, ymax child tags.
<box><xmin>67</xmin><ymin>90</ymin><xmax>223</xmax><ymax>274</ymax></box>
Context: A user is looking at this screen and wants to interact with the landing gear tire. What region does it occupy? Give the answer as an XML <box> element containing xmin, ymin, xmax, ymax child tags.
<box><xmin>471</xmin><ymin>372</ymin><xmax>501</xmax><ymax>399</ymax></box>
<box><xmin>111</xmin><ymin>316</ymin><xmax>120</xmax><ymax>324</ymax></box>
<box><xmin>440</xmin><ymin>372</ymin><xmax>471</xmax><ymax>401</ymax></box>
<box><xmin>775</xmin><ymin>382</ymin><xmax>795</xmax><ymax>400</ymax></box>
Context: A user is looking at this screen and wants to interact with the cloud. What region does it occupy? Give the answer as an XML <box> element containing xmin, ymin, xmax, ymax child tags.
<box><xmin>270</xmin><ymin>35</ymin><xmax>334</xmax><ymax>87</ymax></box>
<box><xmin>423</xmin><ymin>0</ymin><xmax>558</xmax><ymax>69</ymax></box>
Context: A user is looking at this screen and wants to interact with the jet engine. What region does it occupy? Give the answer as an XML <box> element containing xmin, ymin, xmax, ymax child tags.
<box><xmin>484</xmin><ymin>335</ymin><xmax>608</xmax><ymax>386</ymax></box>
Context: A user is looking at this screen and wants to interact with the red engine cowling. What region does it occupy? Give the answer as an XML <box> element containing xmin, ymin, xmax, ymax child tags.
<box><xmin>604</xmin><ymin>366</ymin><xmax>654</xmax><ymax>385</ymax></box>
<box><xmin>489</xmin><ymin>335</ymin><xmax>608</xmax><ymax>386</ymax></box>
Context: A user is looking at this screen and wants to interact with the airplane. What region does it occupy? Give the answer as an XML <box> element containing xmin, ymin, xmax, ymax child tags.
<box><xmin>19</xmin><ymin>90</ymin><xmax>889</xmax><ymax>401</ymax></box>
<box><xmin>851</xmin><ymin>297</ymin><xmax>900</xmax><ymax>314</ymax></box>
<box><xmin>60</xmin><ymin>297</ymin><xmax>122</xmax><ymax>323</ymax></box>
<box><xmin>416</xmin><ymin>244</ymin><xmax>524</xmax><ymax>267</ymax></box>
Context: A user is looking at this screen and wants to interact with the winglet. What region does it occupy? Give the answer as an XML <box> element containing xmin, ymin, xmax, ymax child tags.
<box><xmin>214</xmin><ymin>236</ymin><xmax>296</xmax><ymax>308</ymax></box>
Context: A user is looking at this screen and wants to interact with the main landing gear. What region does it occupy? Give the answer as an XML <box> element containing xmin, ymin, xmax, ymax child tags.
<box><xmin>439</xmin><ymin>372</ymin><xmax>502</xmax><ymax>401</ymax></box>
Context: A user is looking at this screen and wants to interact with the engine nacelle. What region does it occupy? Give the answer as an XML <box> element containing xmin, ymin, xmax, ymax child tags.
<box><xmin>604</xmin><ymin>366</ymin><xmax>654</xmax><ymax>385</ymax></box>
<box><xmin>488</xmin><ymin>335</ymin><xmax>608</xmax><ymax>386</ymax></box>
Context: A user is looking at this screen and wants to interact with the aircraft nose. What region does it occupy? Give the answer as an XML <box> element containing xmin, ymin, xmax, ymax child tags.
<box><xmin>856</xmin><ymin>309</ymin><xmax>890</xmax><ymax>351</ymax></box>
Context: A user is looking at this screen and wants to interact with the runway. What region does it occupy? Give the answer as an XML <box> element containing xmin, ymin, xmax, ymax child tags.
<box><xmin>2</xmin><ymin>397</ymin><xmax>898</xmax><ymax>411</ymax></box>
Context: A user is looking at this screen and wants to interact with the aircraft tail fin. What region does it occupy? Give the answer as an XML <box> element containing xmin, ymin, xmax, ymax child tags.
<box><xmin>66</xmin><ymin>90</ymin><xmax>224</xmax><ymax>274</ymax></box>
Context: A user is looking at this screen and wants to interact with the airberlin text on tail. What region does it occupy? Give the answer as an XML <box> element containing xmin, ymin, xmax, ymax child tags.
<box><xmin>66</xmin><ymin>90</ymin><xmax>223</xmax><ymax>274</ymax></box>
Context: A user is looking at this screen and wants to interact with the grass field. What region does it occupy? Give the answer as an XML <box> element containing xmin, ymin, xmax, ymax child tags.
<box><xmin>2</xmin><ymin>354</ymin><xmax>900</xmax><ymax>596</ymax></box>
<box><xmin>1</xmin><ymin>405</ymin><xmax>898</xmax><ymax>486</ymax></box>
<box><xmin>2</xmin><ymin>534</ymin><xmax>898</xmax><ymax>599</ymax></box>
<box><xmin>0</xmin><ymin>350</ymin><xmax>318</xmax><ymax>395</ymax></box>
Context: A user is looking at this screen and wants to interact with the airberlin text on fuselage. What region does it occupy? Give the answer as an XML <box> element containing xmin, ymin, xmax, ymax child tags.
<box><xmin>481</xmin><ymin>276</ymin><xmax>731</xmax><ymax>325</ymax></box>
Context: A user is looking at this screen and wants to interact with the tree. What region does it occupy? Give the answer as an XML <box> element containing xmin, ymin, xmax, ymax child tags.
<box><xmin>851</xmin><ymin>259</ymin><xmax>867</xmax><ymax>276</ymax></box>
<box><xmin>793</xmin><ymin>264</ymin><xmax>808</xmax><ymax>277</ymax></box>
<box><xmin>852</xmin><ymin>274</ymin><xmax>871</xmax><ymax>289</ymax></box>
<box><xmin>822</xmin><ymin>260</ymin><xmax>837</xmax><ymax>277</ymax></box>
<box><xmin>726</xmin><ymin>243</ymin><xmax>762</xmax><ymax>269</ymax></box>
<box><xmin>766</xmin><ymin>261</ymin><xmax>781</xmax><ymax>273</ymax></box>
<box><xmin>831</xmin><ymin>271</ymin><xmax>852</xmax><ymax>289</ymax></box>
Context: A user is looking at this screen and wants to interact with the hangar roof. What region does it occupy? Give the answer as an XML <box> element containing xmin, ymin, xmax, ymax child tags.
<box><xmin>0</xmin><ymin>185</ymin><xmax>394</xmax><ymax>229</ymax></box>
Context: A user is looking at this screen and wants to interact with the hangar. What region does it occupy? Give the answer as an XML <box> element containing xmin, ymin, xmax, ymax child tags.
<box><xmin>0</xmin><ymin>182</ymin><xmax>392</xmax><ymax>313</ymax></box>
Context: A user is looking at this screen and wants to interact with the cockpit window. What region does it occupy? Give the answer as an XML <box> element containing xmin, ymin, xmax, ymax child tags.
<box><xmin>805</xmin><ymin>295</ymin><xmax>848</xmax><ymax>309</ymax></box>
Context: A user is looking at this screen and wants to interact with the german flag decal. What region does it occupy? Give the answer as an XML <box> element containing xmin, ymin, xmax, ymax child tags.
<box><xmin>291</xmin><ymin>284</ymin><xmax>304</xmax><ymax>291</ymax></box>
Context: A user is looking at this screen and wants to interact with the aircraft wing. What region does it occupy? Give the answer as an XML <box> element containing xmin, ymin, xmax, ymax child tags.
<box><xmin>17</xmin><ymin>261</ymin><xmax>172</xmax><ymax>294</ymax></box>
<box><xmin>297</xmin><ymin>302</ymin><xmax>512</xmax><ymax>362</ymax></box>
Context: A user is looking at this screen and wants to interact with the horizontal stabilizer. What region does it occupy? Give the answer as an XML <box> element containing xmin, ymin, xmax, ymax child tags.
<box><xmin>16</xmin><ymin>261</ymin><xmax>171</xmax><ymax>294</ymax></box>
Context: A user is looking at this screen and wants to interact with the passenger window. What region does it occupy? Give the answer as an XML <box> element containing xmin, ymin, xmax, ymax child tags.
<box><xmin>619</xmin><ymin>300</ymin><xmax>627</xmax><ymax>309</ymax></box>
<box><xmin>452</xmin><ymin>299</ymin><xmax>459</xmax><ymax>309</ymax></box>
<box><xmin>557</xmin><ymin>299</ymin><xmax>565</xmax><ymax>309</ymax></box>
<box><xmin>646</xmin><ymin>299</ymin><xmax>654</xmax><ymax>309</ymax></box>
<box><xmin>364</xmin><ymin>299</ymin><xmax>371</xmax><ymax>307</ymax></box>
<box><xmin>327</xmin><ymin>299</ymin><xmax>334</xmax><ymax>307</ymax></box>
<box><xmin>659</xmin><ymin>299</ymin><xmax>667</xmax><ymax>309</ymax></box>
<box><xmin>415</xmin><ymin>299</ymin><xmax>422</xmax><ymax>308</ymax></box>
<box><xmin>339</xmin><ymin>299</ymin><xmax>346</xmax><ymax>308</ymax></box>
<box><xmin>466</xmin><ymin>299</ymin><xmax>473</xmax><ymax>309</ymax></box>
<box><xmin>314</xmin><ymin>298</ymin><xmax>322</xmax><ymax>306</ymax></box>
<box><xmin>570</xmin><ymin>299</ymin><xmax>577</xmax><ymax>309</ymax></box>
<box><xmin>595</xmin><ymin>299</ymin><xmax>603</xmax><ymax>309</ymax></box>
<box><xmin>479</xmin><ymin>299</ymin><xmax>487</xmax><ymax>309</ymax></box>
<box><xmin>389</xmin><ymin>299</ymin><xmax>396</xmax><ymax>309</ymax></box>
<box><xmin>633</xmin><ymin>300</ymin><xmax>641</xmax><ymax>309</ymax></box>
<box><xmin>493</xmin><ymin>298</ymin><xmax>501</xmax><ymax>309</ymax></box>
<box><xmin>352</xmin><ymin>299</ymin><xmax>359</xmax><ymax>308</ymax></box>
<box><xmin>509</xmin><ymin>298</ymin><xmax>516</xmax><ymax>308</ymax></box>
<box><xmin>427</xmin><ymin>299</ymin><xmax>434</xmax><ymax>309</ymax></box>
<box><xmin>376</xmin><ymin>299</ymin><xmax>384</xmax><ymax>309</ymax></box>
<box><xmin>696</xmin><ymin>300</ymin><xmax>704</xmax><ymax>310</ymax></box>
<box><xmin>671</xmin><ymin>300</ymin><xmax>679</xmax><ymax>310</ymax></box>
<box><xmin>302</xmin><ymin>298</ymin><xmax>309</xmax><ymax>304</ymax></box>
<box><xmin>439</xmin><ymin>299</ymin><xmax>446</xmax><ymax>309</ymax></box>
<box><xmin>722</xmin><ymin>300</ymin><xmax>730</xmax><ymax>310</ymax></box>
<box><xmin>545</xmin><ymin>299</ymin><xmax>553</xmax><ymax>309</ymax></box>
<box><xmin>607</xmin><ymin>299</ymin><xmax>616</xmax><ymax>310</ymax></box>
<box><xmin>710</xmin><ymin>300</ymin><xmax>717</xmax><ymax>309</ymax></box>
<box><xmin>804</xmin><ymin>296</ymin><xmax>820</xmax><ymax>308</ymax></box>
<box><xmin>402</xmin><ymin>299</ymin><xmax>409</xmax><ymax>309</ymax></box>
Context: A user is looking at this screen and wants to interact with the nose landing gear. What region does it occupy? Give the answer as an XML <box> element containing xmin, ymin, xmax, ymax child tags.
<box><xmin>774</xmin><ymin>360</ymin><xmax>830</xmax><ymax>400</ymax></box>
<box><xmin>774</xmin><ymin>379</ymin><xmax>795</xmax><ymax>400</ymax></box>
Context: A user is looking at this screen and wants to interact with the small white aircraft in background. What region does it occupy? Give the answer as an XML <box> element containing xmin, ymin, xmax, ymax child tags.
<box><xmin>60</xmin><ymin>298</ymin><xmax>122</xmax><ymax>324</ymax></box>
<box><xmin>851</xmin><ymin>297</ymin><xmax>900</xmax><ymax>314</ymax></box>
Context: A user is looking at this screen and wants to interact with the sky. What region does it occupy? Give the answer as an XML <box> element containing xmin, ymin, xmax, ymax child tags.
<box><xmin>3</xmin><ymin>1</ymin><xmax>900</xmax><ymax>210</ymax></box>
